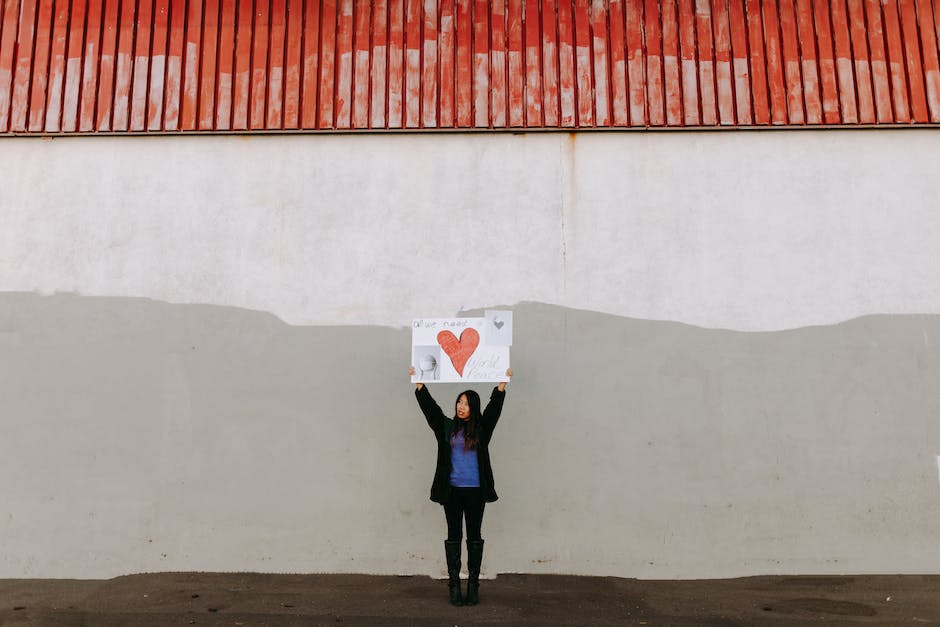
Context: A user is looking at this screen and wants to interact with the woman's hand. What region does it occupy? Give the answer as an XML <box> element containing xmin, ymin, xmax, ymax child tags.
<box><xmin>409</xmin><ymin>365</ymin><xmax>424</xmax><ymax>390</ymax></box>
<box><xmin>498</xmin><ymin>367</ymin><xmax>513</xmax><ymax>392</ymax></box>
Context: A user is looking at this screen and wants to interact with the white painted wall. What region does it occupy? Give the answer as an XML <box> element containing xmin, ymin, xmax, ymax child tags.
<box><xmin>2</xmin><ymin>131</ymin><xmax>939</xmax><ymax>331</ymax></box>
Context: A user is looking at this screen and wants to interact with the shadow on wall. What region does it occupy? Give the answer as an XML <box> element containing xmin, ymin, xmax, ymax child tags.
<box><xmin>0</xmin><ymin>292</ymin><xmax>939</xmax><ymax>578</ymax></box>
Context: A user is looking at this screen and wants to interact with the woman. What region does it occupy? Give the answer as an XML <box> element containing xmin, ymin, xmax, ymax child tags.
<box><xmin>408</xmin><ymin>366</ymin><xmax>512</xmax><ymax>606</ymax></box>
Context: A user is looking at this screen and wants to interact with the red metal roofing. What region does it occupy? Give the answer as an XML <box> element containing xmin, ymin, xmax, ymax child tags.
<box><xmin>1</xmin><ymin>0</ymin><xmax>939</xmax><ymax>134</ymax></box>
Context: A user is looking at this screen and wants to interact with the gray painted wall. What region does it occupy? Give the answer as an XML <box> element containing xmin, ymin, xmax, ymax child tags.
<box><xmin>2</xmin><ymin>295</ymin><xmax>939</xmax><ymax>578</ymax></box>
<box><xmin>2</xmin><ymin>130</ymin><xmax>940</xmax><ymax>578</ymax></box>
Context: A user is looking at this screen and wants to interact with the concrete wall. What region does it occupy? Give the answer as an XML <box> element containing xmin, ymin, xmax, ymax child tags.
<box><xmin>1</xmin><ymin>131</ymin><xmax>939</xmax><ymax>579</ymax></box>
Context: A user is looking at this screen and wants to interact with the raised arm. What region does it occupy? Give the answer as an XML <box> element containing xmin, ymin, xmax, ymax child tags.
<box><xmin>410</xmin><ymin>366</ymin><xmax>425</xmax><ymax>391</ymax></box>
<box><xmin>497</xmin><ymin>367</ymin><xmax>512</xmax><ymax>392</ymax></box>
<box><xmin>481</xmin><ymin>368</ymin><xmax>512</xmax><ymax>432</ymax></box>
<box><xmin>411</xmin><ymin>366</ymin><xmax>446</xmax><ymax>432</ymax></box>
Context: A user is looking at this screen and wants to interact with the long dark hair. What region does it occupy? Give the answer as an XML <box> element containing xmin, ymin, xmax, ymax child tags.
<box><xmin>452</xmin><ymin>390</ymin><xmax>482</xmax><ymax>450</ymax></box>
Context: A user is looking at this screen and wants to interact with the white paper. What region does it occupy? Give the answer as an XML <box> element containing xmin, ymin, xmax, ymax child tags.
<box><xmin>484</xmin><ymin>310</ymin><xmax>513</xmax><ymax>346</ymax></box>
<box><xmin>412</xmin><ymin>312</ymin><xmax>511</xmax><ymax>383</ymax></box>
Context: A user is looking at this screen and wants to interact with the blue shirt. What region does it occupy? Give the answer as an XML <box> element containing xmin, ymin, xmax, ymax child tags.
<box><xmin>449</xmin><ymin>429</ymin><xmax>480</xmax><ymax>487</ymax></box>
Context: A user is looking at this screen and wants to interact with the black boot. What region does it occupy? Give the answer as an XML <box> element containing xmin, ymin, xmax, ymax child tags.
<box><xmin>464</xmin><ymin>539</ymin><xmax>484</xmax><ymax>605</ymax></box>
<box><xmin>444</xmin><ymin>540</ymin><xmax>464</xmax><ymax>606</ymax></box>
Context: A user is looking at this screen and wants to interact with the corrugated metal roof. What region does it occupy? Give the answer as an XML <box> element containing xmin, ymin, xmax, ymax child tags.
<box><xmin>1</xmin><ymin>0</ymin><xmax>939</xmax><ymax>134</ymax></box>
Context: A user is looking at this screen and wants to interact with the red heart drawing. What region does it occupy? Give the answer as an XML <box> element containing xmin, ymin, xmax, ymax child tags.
<box><xmin>437</xmin><ymin>328</ymin><xmax>480</xmax><ymax>377</ymax></box>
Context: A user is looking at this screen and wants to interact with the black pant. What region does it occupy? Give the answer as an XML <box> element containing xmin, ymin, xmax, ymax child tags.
<box><xmin>443</xmin><ymin>487</ymin><xmax>485</xmax><ymax>541</ymax></box>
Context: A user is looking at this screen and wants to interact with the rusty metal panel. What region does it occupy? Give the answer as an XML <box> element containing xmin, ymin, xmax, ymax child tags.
<box><xmin>712</xmin><ymin>0</ymin><xmax>734</xmax><ymax>126</ymax></box>
<box><xmin>455</xmin><ymin>0</ymin><xmax>472</xmax><ymax>126</ymax></box>
<box><xmin>695</xmin><ymin>0</ymin><xmax>716</xmax><ymax>126</ymax></box>
<box><xmin>916</xmin><ymin>0</ymin><xmax>940</xmax><ymax>122</ymax></box>
<box><xmin>625</xmin><ymin>0</ymin><xmax>645</xmax><ymax>125</ymax></box>
<box><xmin>778</xmin><ymin>0</ymin><xmax>804</xmax><ymax>125</ymax></box>
<box><xmin>643</xmin><ymin>0</ymin><xmax>663</xmax><ymax>125</ymax></box>
<box><xmin>796</xmin><ymin>0</ymin><xmax>821</xmax><ymax>124</ymax></box>
<box><xmin>662</xmin><ymin>0</ymin><xmax>682</xmax><ymax>124</ymax></box>
<box><xmin>3</xmin><ymin>0</ymin><xmax>940</xmax><ymax>134</ymax></box>
<box><xmin>10</xmin><ymin>0</ymin><xmax>36</xmax><ymax>132</ymax></box>
<box><xmin>525</xmin><ymin>0</ymin><xmax>542</xmax><ymax>126</ymax></box>
<box><xmin>403</xmin><ymin>0</ymin><xmax>419</xmax><ymax>127</ymax></box>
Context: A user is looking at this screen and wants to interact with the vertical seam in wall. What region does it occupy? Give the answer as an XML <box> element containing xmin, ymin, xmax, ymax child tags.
<box><xmin>562</xmin><ymin>133</ymin><xmax>574</xmax><ymax>295</ymax></box>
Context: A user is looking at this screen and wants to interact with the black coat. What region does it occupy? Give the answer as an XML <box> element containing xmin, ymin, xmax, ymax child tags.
<box><xmin>415</xmin><ymin>385</ymin><xmax>506</xmax><ymax>503</ymax></box>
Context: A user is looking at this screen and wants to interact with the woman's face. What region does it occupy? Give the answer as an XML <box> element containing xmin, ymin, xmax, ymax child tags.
<box><xmin>456</xmin><ymin>394</ymin><xmax>470</xmax><ymax>420</ymax></box>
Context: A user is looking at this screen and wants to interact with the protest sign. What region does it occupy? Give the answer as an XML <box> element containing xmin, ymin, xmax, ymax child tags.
<box><xmin>411</xmin><ymin>310</ymin><xmax>512</xmax><ymax>383</ymax></box>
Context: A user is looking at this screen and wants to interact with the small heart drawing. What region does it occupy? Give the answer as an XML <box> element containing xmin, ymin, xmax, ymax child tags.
<box><xmin>437</xmin><ymin>328</ymin><xmax>480</xmax><ymax>377</ymax></box>
<box><xmin>494</xmin><ymin>319</ymin><xmax>504</xmax><ymax>330</ymax></box>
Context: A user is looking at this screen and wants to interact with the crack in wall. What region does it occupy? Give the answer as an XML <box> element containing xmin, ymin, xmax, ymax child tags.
<box><xmin>562</xmin><ymin>133</ymin><xmax>577</xmax><ymax>296</ymax></box>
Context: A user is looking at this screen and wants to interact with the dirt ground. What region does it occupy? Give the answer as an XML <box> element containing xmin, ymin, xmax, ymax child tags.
<box><xmin>1</xmin><ymin>572</ymin><xmax>938</xmax><ymax>626</ymax></box>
